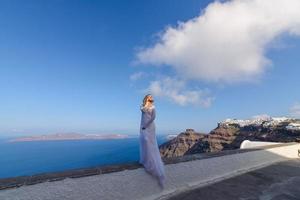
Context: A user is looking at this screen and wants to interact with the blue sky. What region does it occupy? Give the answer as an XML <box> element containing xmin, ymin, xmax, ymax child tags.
<box><xmin>0</xmin><ymin>0</ymin><xmax>300</xmax><ymax>136</ymax></box>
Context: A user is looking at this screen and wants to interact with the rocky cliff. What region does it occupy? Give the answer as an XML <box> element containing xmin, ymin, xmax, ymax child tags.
<box><xmin>159</xmin><ymin>117</ymin><xmax>300</xmax><ymax>158</ymax></box>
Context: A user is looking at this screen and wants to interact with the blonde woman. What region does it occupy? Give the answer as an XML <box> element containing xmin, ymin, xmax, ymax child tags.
<box><xmin>139</xmin><ymin>94</ymin><xmax>166</xmax><ymax>188</ymax></box>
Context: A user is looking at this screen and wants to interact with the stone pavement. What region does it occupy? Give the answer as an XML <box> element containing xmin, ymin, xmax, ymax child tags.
<box><xmin>167</xmin><ymin>160</ymin><xmax>300</xmax><ymax>200</ymax></box>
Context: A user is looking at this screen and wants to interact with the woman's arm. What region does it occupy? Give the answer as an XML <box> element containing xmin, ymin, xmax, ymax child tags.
<box><xmin>142</xmin><ymin>108</ymin><xmax>156</xmax><ymax>129</ymax></box>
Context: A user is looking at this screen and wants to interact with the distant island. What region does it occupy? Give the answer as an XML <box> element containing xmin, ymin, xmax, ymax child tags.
<box><xmin>165</xmin><ymin>134</ymin><xmax>178</xmax><ymax>140</ymax></box>
<box><xmin>9</xmin><ymin>133</ymin><xmax>129</xmax><ymax>142</ymax></box>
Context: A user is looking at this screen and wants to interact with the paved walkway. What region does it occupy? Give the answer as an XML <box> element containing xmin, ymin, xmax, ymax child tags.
<box><xmin>167</xmin><ymin>160</ymin><xmax>300</xmax><ymax>200</ymax></box>
<box><xmin>1</xmin><ymin>158</ymin><xmax>300</xmax><ymax>200</ymax></box>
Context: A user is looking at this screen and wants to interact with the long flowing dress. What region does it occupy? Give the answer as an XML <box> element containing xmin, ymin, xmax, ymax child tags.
<box><xmin>139</xmin><ymin>105</ymin><xmax>166</xmax><ymax>187</ymax></box>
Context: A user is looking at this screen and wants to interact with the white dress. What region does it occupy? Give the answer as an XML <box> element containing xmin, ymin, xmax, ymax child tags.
<box><xmin>139</xmin><ymin>105</ymin><xmax>166</xmax><ymax>187</ymax></box>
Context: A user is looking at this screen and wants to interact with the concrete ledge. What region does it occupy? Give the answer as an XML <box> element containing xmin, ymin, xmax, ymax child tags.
<box><xmin>0</xmin><ymin>142</ymin><xmax>299</xmax><ymax>200</ymax></box>
<box><xmin>0</xmin><ymin>162</ymin><xmax>142</xmax><ymax>190</ymax></box>
<box><xmin>240</xmin><ymin>140</ymin><xmax>282</xmax><ymax>149</ymax></box>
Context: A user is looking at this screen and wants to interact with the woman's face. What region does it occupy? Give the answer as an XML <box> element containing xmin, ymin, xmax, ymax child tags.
<box><xmin>148</xmin><ymin>96</ymin><xmax>154</xmax><ymax>103</ymax></box>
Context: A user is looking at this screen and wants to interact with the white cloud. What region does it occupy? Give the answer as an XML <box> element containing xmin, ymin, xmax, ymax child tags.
<box><xmin>129</xmin><ymin>72</ymin><xmax>146</xmax><ymax>81</ymax></box>
<box><xmin>290</xmin><ymin>103</ymin><xmax>300</xmax><ymax>117</ymax></box>
<box><xmin>145</xmin><ymin>77</ymin><xmax>213</xmax><ymax>107</ymax></box>
<box><xmin>137</xmin><ymin>0</ymin><xmax>300</xmax><ymax>83</ymax></box>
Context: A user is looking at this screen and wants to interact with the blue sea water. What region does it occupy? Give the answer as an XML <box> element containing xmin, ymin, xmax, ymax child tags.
<box><xmin>0</xmin><ymin>135</ymin><xmax>168</xmax><ymax>178</ymax></box>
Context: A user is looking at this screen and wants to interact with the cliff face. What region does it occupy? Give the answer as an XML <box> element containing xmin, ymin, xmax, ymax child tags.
<box><xmin>159</xmin><ymin>117</ymin><xmax>300</xmax><ymax>158</ymax></box>
<box><xmin>159</xmin><ymin>129</ymin><xmax>208</xmax><ymax>158</ymax></box>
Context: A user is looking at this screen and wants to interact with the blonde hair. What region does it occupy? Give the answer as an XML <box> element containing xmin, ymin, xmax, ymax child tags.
<box><xmin>142</xmin><ymin>94</ymin><xmax>152</xmax><ymax>107</ymax></box>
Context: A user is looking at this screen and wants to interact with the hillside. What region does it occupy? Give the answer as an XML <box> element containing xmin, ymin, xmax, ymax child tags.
<box><xmin>159</xmin><ymin>116</ymin><xmax>300</xmax><ymax>158</ymax></box>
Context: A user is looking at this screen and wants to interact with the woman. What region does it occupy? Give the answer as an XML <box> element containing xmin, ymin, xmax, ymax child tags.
<box><xmin>139</xmin><ymin>94</ymin><xmax>166</xmax><ymax>188</ymax></box>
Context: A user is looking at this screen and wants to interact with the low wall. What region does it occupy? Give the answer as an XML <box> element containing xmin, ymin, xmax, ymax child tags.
<box><xmin>0</xmin><ymin>143</ymin><xmax>299</xmax><ymax>200</ymax></box>
<box><xmin>240</xmin><ymin>140</ymin><xmax>282</xmax><ymax>149</ymax></box>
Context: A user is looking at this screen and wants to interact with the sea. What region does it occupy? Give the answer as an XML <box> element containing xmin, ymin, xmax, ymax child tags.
<box><xmin>0</xmin><ymin>135</ymin><xmax>168</xmax><ymax>179</ymax></box>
